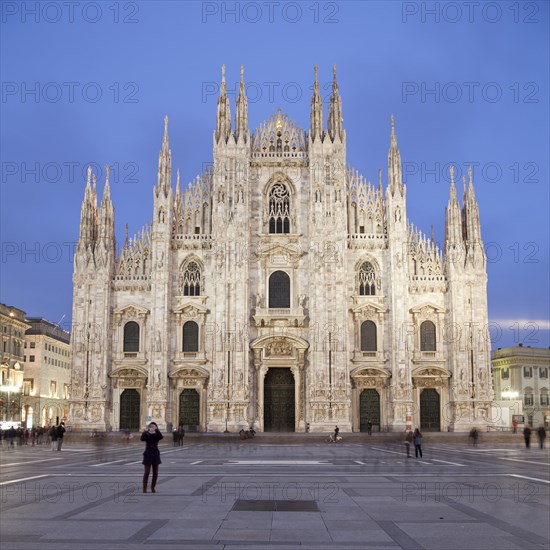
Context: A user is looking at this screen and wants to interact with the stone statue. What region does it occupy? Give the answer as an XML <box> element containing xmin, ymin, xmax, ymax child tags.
<box><xmin>257</xmin><ymin>293</ymin><xmax>264</xmax><ymax>308</ymax></box>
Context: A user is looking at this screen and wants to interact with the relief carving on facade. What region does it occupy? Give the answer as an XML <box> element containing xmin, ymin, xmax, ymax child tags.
<box><xmin>266</xmin><ymin>338</ymin><xmax>293</xmax><ymax>356</ymax></box>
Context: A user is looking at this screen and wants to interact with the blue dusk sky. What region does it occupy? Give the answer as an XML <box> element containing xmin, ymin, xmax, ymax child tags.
<box><xmin>1</xmin><ymin>1</ymin><xmax>549</xmax><ymax>349</ymax></box>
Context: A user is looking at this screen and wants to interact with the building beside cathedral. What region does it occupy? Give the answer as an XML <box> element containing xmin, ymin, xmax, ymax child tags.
<box><xmin>69</xmin><ymin>66</ymin><xmax>492</xmax><ymax>433</ymax></box>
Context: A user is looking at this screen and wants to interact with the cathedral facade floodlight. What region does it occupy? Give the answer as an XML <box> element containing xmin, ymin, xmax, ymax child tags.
<box><xmin>69</xmin><ymin>66</ymin><xmax>492</xmax><ymax>433</ymax></box>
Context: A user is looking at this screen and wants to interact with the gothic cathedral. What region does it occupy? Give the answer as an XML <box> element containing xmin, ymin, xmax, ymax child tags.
<box><xmin>69</xmin><ymin>66</ymin><xmax>493</xmax><ymax>433</ymax></box>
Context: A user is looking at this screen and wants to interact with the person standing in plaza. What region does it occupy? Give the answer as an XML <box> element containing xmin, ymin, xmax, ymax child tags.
<box><xmin>414</xmin><ymin>428</ymin><xmax>423</xmax><ymax>458</ymax></box>
<box><xmin>512</xmin><ymin>418</ymin><xmax>518</xmax><ymax>434</ymax></box>
<box><xmin>141</xmin><ymin>422</ymin><xmax>163</xmax><ymax>493</ymax></box>
<box><xmin>536</xmin><ymin>424</ymin><xmax>546</xmax><ymax>449</ymax></box>
<box><xmin>49</xmin><ymin>425</ymin><xmax>58</xmax><ymax>451</ymax></box>
<box><xmin>178</xmin><ymin>425</ymin><xmax>185</xmax><ymax>446</ymax></box>
<box><xmin>405</xmin><ymin>430</ymin><xmax>414</xmax><ymax>458</ymax></box>
<box><xmin>56</xmin><ymin>422</ymin><xmax>66</xmax><ymax>451</ymax></box>
<box><xmin>523</xmin><ymin>424</ymin><xmax>532</xmax><ymax>448</ymax></box>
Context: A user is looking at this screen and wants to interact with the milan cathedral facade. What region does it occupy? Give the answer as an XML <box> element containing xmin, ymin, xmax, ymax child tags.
<box><xmin>69</xmin><ymin>66</ymin><xmax>492</xmax><ymax>433</ymax></box>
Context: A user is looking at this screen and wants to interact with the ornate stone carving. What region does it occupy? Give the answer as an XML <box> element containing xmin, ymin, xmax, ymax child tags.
<box><xmin>266</xmin><ymin>338</ymin><xmax>293</xmax><ymax>356</ymax></box>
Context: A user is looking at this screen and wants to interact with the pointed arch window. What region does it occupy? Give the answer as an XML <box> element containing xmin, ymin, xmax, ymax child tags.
<box><xmin>182</xmin><ymin>321</ymin><xmax>199</xmax><ymax>352</ymax></box>
<box><xmin>420</xmin><ymin>320</ymin><xmax>436</xmax><ymax>351</ymax></box>
<box><xmin>361</xmin><ymin>321</ymin><xmax>377</xmax><ymax>352</ymax></box>
<box><xmin>182</xmin><ymin>261</ymin><xmax>201</xmax><ymax>296</ymax></box>
<box><xmin>268</xmin><ymin>182</ymin><xmax>290</xmax><ymax>234</ymax></box>
<box><xmin>269</xmin><ymin>271</ymin><xmax>290</xmax><ymax>308</ymax></box>
<box><xmin>123</xmin><ymin>321</ymin><xmax>140</xmax><ymax>352</ymax></box>
<box><xmin>358</xmin><ymin>261</ymin><xmax>376</xmax><ymax>295</ymax></box>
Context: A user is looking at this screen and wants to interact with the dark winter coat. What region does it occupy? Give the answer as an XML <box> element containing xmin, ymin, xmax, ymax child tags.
<box><xmin>141</xmin><ymin>429</ymin><xmax>163</xmax><ymax>465</ymax></box>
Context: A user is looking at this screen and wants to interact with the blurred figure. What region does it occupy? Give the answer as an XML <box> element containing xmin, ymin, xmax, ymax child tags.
<box><xmin>512</xmin><ymin>418</ymin><xmax>518</xmax><ymax>434</ymax></box>
<box><xmin>56</xmin><ymin>422</ymin><xmax>66</xmax><ymax>451</ymax></box>
<box><xmin>536</xmin><ymin>424</ymin><xmax>546</xmax><ymax>449</ymax></box>
<box><xmin>469</xmin><ymin>427</ymin><xmax>479</xmax><ymax>447</ymax></box>
<box><xmin>49</xmin><ymin>425</ymin><xmax>58</xmax><ymax>451</ymax></box>
<box><xmin>523</xmin><ymin>424</ymin><xmax>532</xmax><ymax>449</ymax></box>
<box><xmin>414</xmin><ymin>428</ymin><xmax>423</xmax><ymax>458</ymax></box>
<box><xmin>405</xmin><ymin>430</ymin><xmax>414</xmax><ymax>458</ymax></box>
<box><xmin>94</xmin><ymin>431</ymin><xmax>106</xmax><ymax>462</ymax></box>
<box><xmin>178</xmin><ymin>425</ymin><xmax>185</xmax><ymax>446</ymax></box>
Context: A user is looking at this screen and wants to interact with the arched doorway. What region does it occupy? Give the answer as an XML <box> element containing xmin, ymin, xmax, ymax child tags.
<box><xmin>360</xmin><ymin>389</ymin><xmax>380</xmax><ymax>432</ymax></box>
<box><xmin>264</xmin><ymin>368</ymin><xmax>295</xmax><ymax>432</ymax></box>
<box><xmin>120</xmin><ymin>389</ymin><xmax>140</xmax><ymax>431</ymax></box>
<box><xmin>420</xmin><ymin>388</ymin><xmax>440</xmax><ymax>431</ymax></box>
<box><xmin>179</xmin><ymin>389</ymin><xmax>200</xmax><ymax>430</ymax></box>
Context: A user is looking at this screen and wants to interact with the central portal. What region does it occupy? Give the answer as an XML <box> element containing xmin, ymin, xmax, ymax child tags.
<box><xmin>264</xmin><ymin>368</ymin><xmax>295</xmax><ymax>432</ymax></box>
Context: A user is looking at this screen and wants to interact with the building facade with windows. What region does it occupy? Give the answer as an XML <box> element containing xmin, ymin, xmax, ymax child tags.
<box><xmin>69</xmin><ymin>66</ymin><xmax>492</xmax><ymax>433</ymax></box>
<box><xmin>0</xmin><ymin>304</ymin><xmax>29</xmax><ymax>424</ymax></box>
<box><xmin>23</xmin><ymin>318</ymin><xmax>71</xmax><ymax>428</ymax></box>
<box><xmin>492</xmin><ymin>346</ymin><xmax>550</xmax><ymax>428</ymax></box>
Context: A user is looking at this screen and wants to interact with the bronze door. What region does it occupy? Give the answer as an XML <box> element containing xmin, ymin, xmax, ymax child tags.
<box><xmin>420</xmin><ymin>388</ymin><xmax>440</xmax><ymax>431</ymax></box>
<box><xmin>360</xmin><ymin>389</ymin><xmax>380</xmax><ymax>431</ymax></box>
<box><xmin>179</xmin><ymin>389</ymin><xmax>200</xmax><ymax>430</ymax></box>
<box><xmin>120</xmin><ymin>389</ymin><xmax>140</xmax><ymax>431</ymax></box>
<box><xmin>264</xmin><ymin>368</ymin><xmax>295</xmax><ymax>432</ymax></box>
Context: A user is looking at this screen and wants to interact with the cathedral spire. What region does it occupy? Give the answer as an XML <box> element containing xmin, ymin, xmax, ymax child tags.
<box><xmin>215</xmin><ymin>64</ymin><xmax>231</xmax><ymax>144</ymax></box>
<box><xmin>97</xmin><ymin>165</ymin><xmax>115</xmax><ymax>257</ymax></box>
<box><xmin>462</xmin><ymin>166</ymin><xmax>483</xmax><ymax>247</ymax></box>
<box><xmin>444</xmin><ymin>166</ymin><xmax>464</xmax><ymax>262</ymax></box>
<box><xmin>388</xmin><ymin>115</ymin><xmax>404</xmax><ymax>197</ymax></box>
<box><xmin>77</xmin><ymin>166</ymin><xmax>99</xmax><ymax>258</ymax></box>
<box><xmin>101</xmin><ymin>164</ymin><xmax>111</xmax><ymax>205</ymax></box>
<box><xmin>235</xmin><ymin>65</ymin><xmax>249</xmax><ymax>144</ymax></box>
<box><xmin>310</xmin><ymin>65</ymin><xmax>324</xmax><ymax>142</ymax></box>
<box><xmin>327</xmin><ymin>64</ymin><xmax>343</xmax><ymax>142</ymax></box>
<box><xmin>156</xmin><ymin>116</ymin><xmax>172</xmax><ymax>197</ymax></box>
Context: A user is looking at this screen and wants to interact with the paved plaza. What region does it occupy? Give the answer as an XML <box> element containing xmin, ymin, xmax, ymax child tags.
<box><xmin>0</xmin><ymin>433</ymin><xmax>548</xmax><ymax>549</ymax></box>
